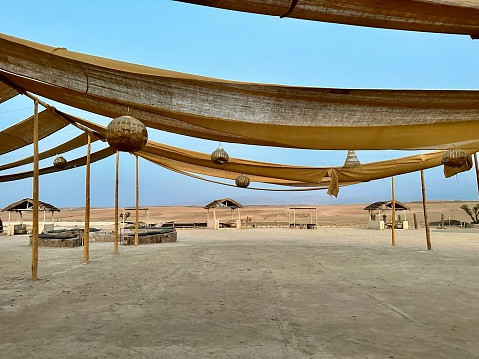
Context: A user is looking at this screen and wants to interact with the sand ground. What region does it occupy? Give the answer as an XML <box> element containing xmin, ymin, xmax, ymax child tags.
<box><xmin>1</xmin><ymin>226</ymin><xmax>478</xmax><ymax>358</ymax></box>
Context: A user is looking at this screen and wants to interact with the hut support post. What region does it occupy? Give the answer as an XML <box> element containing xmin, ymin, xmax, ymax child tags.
<box><xmin>315</xmin><ymin>208</ymin><xmax>318</xmax><ymax>226</ymax></box>
<box><xmin>83</xmin><ymin>132</ymin><xmax>91</xmax><ymax>264</ymax></box>
<box><xmin>421</xmin><ymin>170</ymin><xmax>432</xmax><ymax>250</ymax></box>
<box><xmin>8</xmin><ymin>212</ymin><xmax>11</xmax><ymax>226</ymax></box>
<box><xmin>134</xmin><ymin>155</ymin><xmax>139</xmax><ymax>247</ymax></box>
<box><xmin>31</xmin><ymin>100</ymin><xmax>39</xmax><ymax>280</ymax></box>
<box><xmin>391</xmin><ymin>176</ymin><xmax>396</xmax><ymax>246</ymax></box>
<box><xmin>114</xmin><ymin>151</ymin><xmax>119</xmax><ymax>253</ymax></box>
<box><xmin>42</xmin><ymin>210</ymin><xmax>46</xmax><ymax>233</ymax></box>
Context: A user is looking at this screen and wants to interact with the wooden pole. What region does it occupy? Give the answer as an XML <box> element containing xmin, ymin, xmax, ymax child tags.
<box><xmin>441</xmin><ymin>214</ymin><xmax>444</xmax><ymax>229</ymax></box>
<box><xmin>421</xmin><ymin>170</ymin><xmax>432</xmax><ymax>250</ymax></box>
<box><xmin>413</xmin><ymin>213</ymin><xmax>418</xmax><ymax>229</ymax></box>
<box><xmin>31</xmin><ymin>100</ymin><xmax>39</xmax><ymax>281</ymax></box>
<box><xmin>474</xmin><ymin>153</ymin><xmax>479</xmax><ymax>198</ymax></box>
<box><xmin>391</xmin><ymin>176</ymin><xmax>396</xmax><ymax>246</ymax></box>
<box><xmin>83</xmin><ymin>132</ymin><xmax>91</xmax><ymax>263</ymax></box>
<box><xmin>134</xmin><ymin>155</ymin><xmax>139</xmax><ymax>247</ymax></box>
<box><xmin>114</xmin><ymin>151</ymin><xmax>119</xmax><ymax>254</ymax></box>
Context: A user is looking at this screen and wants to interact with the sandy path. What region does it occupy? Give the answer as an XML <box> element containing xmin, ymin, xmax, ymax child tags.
<box><xmin>0</xmin><ymin>227</ymin><xmax>478</xmax><ymax>358</ymax></box>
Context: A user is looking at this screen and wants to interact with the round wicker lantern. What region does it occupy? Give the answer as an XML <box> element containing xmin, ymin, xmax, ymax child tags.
<box><xmin>235</xmin><ymin>174</ymin><xmax>250</xmax><ymax>188</ymax></box>
<box><xmin>441</xmin><ymin>149</ymin><xmax>467</xmax><ymax>168</ymax></box>
<box><xmin>106</xmin><ymin>115</ymin><xmax>148</xmax><ymax>152</ymax></box>
<box><xmin>53</xmin><ymin>156</ymin><xmax>67</xmax><ymax>169</ymax></box>
<box><xmin>211</xmin><ymin>147</ymin><xmax>229</xmax><ymax>164</ymax></box>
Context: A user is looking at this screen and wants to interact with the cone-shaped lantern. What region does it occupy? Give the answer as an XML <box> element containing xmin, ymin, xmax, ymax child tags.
<box><xmin>235</xmin><ymin>174</ymin><xmax>250</xmax><ymax>188</ymax></box>
<box><xmin>211</xmin><ymin>147</ymin><xmax>229</xmax><ymax>164</ymax></box>
<box><xmin>106</xmin><ymin>116</ymin><xmax>148</xmax><ymax>152</ymax></box>
<box><xmin>441</xmin><ymin>149</ymin><xmax>467</xmax><ymax>168</ymax></box>
<box><xmin>343</xmin><ymin>150</ymin><xmax>361</xmax><ymax>168</ymax></box>
<box><xmin>53</xmin><ymin>156</ymin><xmax>67</xmax><ymax>169</ymax></box>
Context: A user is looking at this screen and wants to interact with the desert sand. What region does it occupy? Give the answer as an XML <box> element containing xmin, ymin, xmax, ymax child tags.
<box><xmin>0</xmin><ymin>202</ymin><xmax>478</xmax><ymax>358</ymax></box>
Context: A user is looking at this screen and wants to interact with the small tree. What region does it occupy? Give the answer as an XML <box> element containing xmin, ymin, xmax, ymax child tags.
<box><xmin>460</xmin><ymin>204</ymin><xmax>479</xmax><ymax>224</ymax></box>
<box><xmin>119</xmin><ymin>211</ymin><xmax>131</xmax><ymax>220</ymax></box>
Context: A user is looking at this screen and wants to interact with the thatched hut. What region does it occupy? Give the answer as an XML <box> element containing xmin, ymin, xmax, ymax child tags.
<box><xmin>2</xmin><ymin>198</ymin><xmax>60</xmax><ymax>234</ymax></box>
<box><xmin>204</xmin><ymin>198</ymin><xmax>243</xmax><ymax>229</ymax></box>
<box><xmin>364</xmin><ymin>201</ymin><xmax>410</xmax><ymax>230</ymax></box>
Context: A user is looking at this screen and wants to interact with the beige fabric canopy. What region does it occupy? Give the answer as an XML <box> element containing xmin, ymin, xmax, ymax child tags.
<box><xmin>1</xmin><ymin>33</ymin><xmax>479</xmax><ymax>151</ymax></box>
<box><xmin>0</xmin><ymin>132</ymin><xmax>98</xmax><ymax>171</ymax></box>
<box><xmin>0</xmin><ymin>147</ymin><xmax>115</xmax><ymax>183</ymax></box>
<box><xmin>0</xmin><ymin>109</ymin><xmax>69</xmax><ymax>155</ymax></box>
<box><xmin>50</xmin><ymin>110</ymin><xmax>479</xmax><ymax>196</ymax></box>
<box><xmin>0</xmin><ymin>106</ymin><xmax>475</xmax><ymax>196</ymax></box>
<box><xmin>177</xmin><ymin>0</ymin><xmax>479</xmax><ymax>37</ymax></box>
<box><xmin>0</xmin><ymin>82</ymin><xmax>17</xmax><ymax>104</ymax></box>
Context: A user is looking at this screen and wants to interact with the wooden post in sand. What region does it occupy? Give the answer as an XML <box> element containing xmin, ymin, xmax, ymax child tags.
<box><xmin>134</xmin><ymin>155</ymin><xmax>139</xmax><ymax>247</ymax></box>
<box><xmin>114</xmin><ymin>151</ymin><xmax>119</xmax><ymax>253</ymax></box>
<box><xmin>421</xmin><ymin>170</ymin><xmax>431</xmax><ymax>250</ymax></box>
<box><xmin>31</xmin><ymin>100</ymin><xmax>39</xmax><ymax>281</ymax></box>
<box><xmin>391</xmin><ymin>176</ymin><xmax>396</xmax><ymax>246</ymax></box>
<box><xmin>83</xmin><ymin>132</ymin><xmax>91</xmax><ymax>263</ymax></box>
<box><xmin>474</xmin><ymin>153</ymin><xmax>479</xmax><ymax>198</ymax></box>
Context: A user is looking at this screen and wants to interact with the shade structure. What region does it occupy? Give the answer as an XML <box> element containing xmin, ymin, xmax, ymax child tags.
<box><xmin>176</xmin><ymin>0</ymin><xmax>479</xmax><ymax>37</ymax></box>
<box><xmin>1</xmin><ymin>107</ymin><xmax>476</xmax><ymax>197</ymax></box>
<box><xmin>2</xmin><ymin>33</ymin><xmax>479</xmax><ymax>151</ymax></box>
<box><xmin>0</xmin><ymin>109</ymin><xmax>69</xmax><ymax>156</ymax></box>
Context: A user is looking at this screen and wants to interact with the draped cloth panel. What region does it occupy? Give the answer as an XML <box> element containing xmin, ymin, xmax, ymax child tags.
<box><xmin>0</xmin><ymin>147</ymin><xmax>115</xmax><ymax>183</ymax></box>
<box><xmin>0</xmin><ymin>109</ymin><xmax>69</xmax><ymax>155</ymax></box>
<box><xmin>0</xmin><ymin>133</ymin><xmax>99</xmax><ymax>171</ymax></box>
<box><xmin>0</xmin><ymin>81</ymin><xmax>18</xmax><ymax>104</ymax></box>
<box><xmin>57</xmin><ymin>110</ymin><xmax>478</xmax><ymax>196</ymax></box>
<box><xmin>1</xmin><ymin>33</ymin><xmax>479</xmax><ymax>150</ymax></box>
<box><xmin>176</xmin><ymin>0</ymin><xmax>479</xmax><ymax>37</ymax></box>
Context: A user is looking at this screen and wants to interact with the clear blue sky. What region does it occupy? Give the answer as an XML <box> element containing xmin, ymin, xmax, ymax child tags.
<box><xmin>1</xmin><ymin>0</ymin><xmax>479</xmax><ymax>208</ymax></box>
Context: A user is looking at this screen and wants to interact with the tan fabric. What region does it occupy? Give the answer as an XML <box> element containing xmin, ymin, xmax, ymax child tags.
<box><xmin>0</xmin><ymin>133</ymin><xmax>98</xmax><ymax>171</ymax></box>
<box><xmin>0</xmin><ymin>147</ymin><xmax>115</xmax><ymax>183</ymax></box>
<box><xmin>1</xmin><ymin>33</ymin><xmax>479</xmax><ymax>150</ymax></box>
<box><xmin>0</xmin><ymin>109</ymin><xmax>69</xmax><ymax>155</ymax></box>
<box><xmin>4</xmin><ymin>108</ymin><xmax>474</xmax><ymax>195</ymax></box>
<box><xmin>57</xmin><ymin>110</ymin><xmax>479</xmax><ymax>195</ymax></box>
<box><xmin>0</xmin><ymin>81</ymin><xmax>17</xmax><ymax>104</ymax></box>
<box><xmin>177</xmin><ymin>0</ymin><xmax>479</xmax><ymax>36</ymax></box>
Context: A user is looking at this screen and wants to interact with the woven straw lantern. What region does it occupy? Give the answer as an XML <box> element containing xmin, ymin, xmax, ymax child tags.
<box><xmin>235</xmin><ymin>174</ymin><xmax>250</xmax><ymax>188</ymax></box>
<box><xmin>343</xmin><ymin>150</ymin><xmax>361</xmax><ymax>168</ymax></box>
<box><xmin>106</xmin><ymin>115</ymin><xmax>148</xmax><ymax>152</ymax></box>
<box><xmin>211</xmin><ymin>146</ymin><xmax>229</xmax><ymax>164</ymax></box>
<box><xmin>441</xmin><ymin>149</ymin><xmax>467</xmax><ymax>168</ymax></box>
<box><xmin>53</xmin><ymin>156</ymin><xmax>67</xmax><ymax>169</ymax></box>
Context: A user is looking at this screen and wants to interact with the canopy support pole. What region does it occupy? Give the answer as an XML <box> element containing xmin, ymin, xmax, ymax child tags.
<box><xmin>83</xmin><ymin>132</ymin><xmax>91</xmax><ymax>263</ymax></box>
<box><xmin>134</xmin><ymin>155</ymin><xmax>139</xmax><ymax>247</ymax></box>
<box><xmin>391</xmin><ymin>176</ymin><xmax>396</xmax><ymax>246</ymax></box>
<box><xmin>474</xmin><ymin>153</ymin><xmax>479</xmax><ymax>198</ymax></box>
<box><xmin>31</xmin><ymin>100</ymin><xmax>39</xmax><ymax>280</ymax></box>
<box><xmin>114</xmin><ymin>151</ymin><xmax>119</xmax><ymax>253</ymax></box>
<box><xmin>421</xmin><ymin>170</ymin><xmax>432</xmax><ymax>250</ymax></box>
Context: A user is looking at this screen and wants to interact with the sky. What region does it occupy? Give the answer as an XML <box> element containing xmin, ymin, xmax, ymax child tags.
<box><xmin>1</xmin><ymin>0</ymin><xmax>479</xmax><ymax>209</ymax></box>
